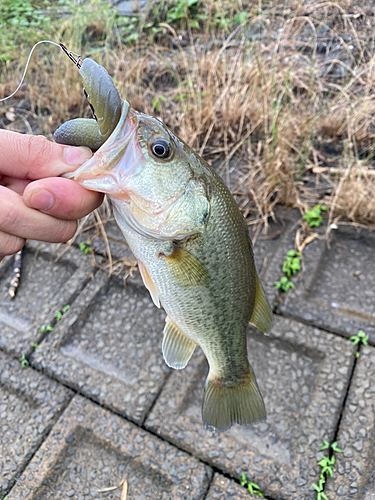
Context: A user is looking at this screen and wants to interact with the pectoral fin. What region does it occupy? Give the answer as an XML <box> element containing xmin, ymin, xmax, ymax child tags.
<box><xmin>162</xmin><ymin>246</ymin><xmax>209</xmax><ymax>287</ymax></box>
<box><xmin>138</xmin><ymin>261</ymin><xmax>160</xmax><ymax>308</ymax></box>
<box><xmin>249</xmin><ymin>276</ymin><xmax>273</xmax><ymax>334</ymax></box>
<box><xmin>162</xmin><ymin>317</ymin><xmax>196</xmax><ymax>369</ymax></box>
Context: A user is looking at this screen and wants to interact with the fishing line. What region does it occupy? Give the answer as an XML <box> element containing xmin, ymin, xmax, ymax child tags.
<box><xmin>0</xmin><ymin>40</ymin><xmax>82</xmax><ymax>102</ymax></box>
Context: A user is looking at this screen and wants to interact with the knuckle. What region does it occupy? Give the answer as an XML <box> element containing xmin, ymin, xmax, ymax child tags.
<box><xmin>0</xmin><ymin>195</ymin><xmax>22</xmax><ymax>231</ymax></box>
<box><xmin>25</xmin><ymin>135</ymin><xmax>53</xmax><ymax>171</ymax></box>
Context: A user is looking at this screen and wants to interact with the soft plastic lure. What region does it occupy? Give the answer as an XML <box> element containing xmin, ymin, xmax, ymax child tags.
<box><xmin>54</xmin><ymin>45</ymin><xmax>124</xmax><ymax>151</ymax></box>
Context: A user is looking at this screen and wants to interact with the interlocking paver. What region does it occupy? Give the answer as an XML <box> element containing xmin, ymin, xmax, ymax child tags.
<box><xmin>0</xmin><ymin>350</ymin><xmax>72</xmax><ymax>496</ymax></box>
<box><xmin>6</xmin><ymin>395</ymin><xmax>212</xmax><ymax>500</ymax></box>
<box><xmin>145</xmin><ymin>315</ymin><xmax>355</xmax><ymax>500</ymax></box>
<box><xmin>325</xmin><ymin>345</ymin><xmax>375</xmax><ymax>499</ymax></box>
<box><xmin>31</xmin><ymin>270</ymin><xmax>170</xmax><ymax>423</ymax></box>
<box><xmin>0</xmin><ymin>240</ymin><xmax>92</xmax><ymax>357</ymax></box>
<box><xmin>279</xmin><ymin>226</ymin><xmax>375</xmax><ymax>344</ymax></box>
<box><xmin>205</xmin><ymin>474</ymin><xmax>251</xmax><ymax>499</ymax></box>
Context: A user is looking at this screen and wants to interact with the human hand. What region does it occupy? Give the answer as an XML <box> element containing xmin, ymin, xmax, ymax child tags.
<box><xmin>0</xmin><ymin>130</ymin><xmax>104</xmax><ymax>261</ymax></box>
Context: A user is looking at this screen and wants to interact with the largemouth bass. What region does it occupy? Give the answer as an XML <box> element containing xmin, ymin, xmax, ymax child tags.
<box><xmin>57</xmin><ymin>58</ymin><xmax>273</xmax><ymax>432</ymax></box>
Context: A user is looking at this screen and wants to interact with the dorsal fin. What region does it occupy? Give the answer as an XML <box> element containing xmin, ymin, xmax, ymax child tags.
<box><xmin>162</xmin><ymin>317</ymin><xmax>196</xmax><ymax>369</ymax></box>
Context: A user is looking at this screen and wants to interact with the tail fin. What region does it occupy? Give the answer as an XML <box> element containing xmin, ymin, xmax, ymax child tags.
<box><xmin>202</xmin><ymin>366</ymin><xmax>265</xmax><ymax>432</ymax></box>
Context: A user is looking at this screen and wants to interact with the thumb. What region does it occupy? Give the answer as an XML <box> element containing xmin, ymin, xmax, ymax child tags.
<box><xmin>0</xmin><ymin>130</ymin><xmax>93</xmax><ymax>180</ymax></box>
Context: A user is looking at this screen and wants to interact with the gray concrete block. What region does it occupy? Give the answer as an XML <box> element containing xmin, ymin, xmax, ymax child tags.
<box><xmin>279</xmin><ymin>226</ymin><xmax>375</xmax><ymax>344</ymax></box>
<box><xmin>7</xmin><ymin>395</ymin><xmax>212</xmax><ymax>500</ymax></box>
<box><xmin>0</xmin><ymin>350</ymin><xmax>72</xmax><ymax>497</ymax></box>
<box><xmin>31</xmin><ymin>270</ymin><xmax>170</xmax><ymax>423</ymax></box>
<box><xmin>325</xmin><ymin>346</ymin><xmax>375</xmax><ymax>499</ymax></box>
<box><xmin>145</xmin><ymin>315</ymin><xmax>355</xmax><ymax>500</ymax></box>
<box><xmin>206</xmin><ymin>474</ymin><xmax>251</xmax><ymax>499</ymax></box>
<box><xmin>0</xmin><ymin>241</ymin><xmax>92</xmax><ymax>357</ymax></box>
<box><xmin>249</xmin><ymin>209</ymin><xmax>298</xmax><ymax>306</ymax></box>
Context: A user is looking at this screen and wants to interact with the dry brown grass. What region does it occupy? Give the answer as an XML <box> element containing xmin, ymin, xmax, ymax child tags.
<box><xmin>1</xmin><ymin>0</ymin><xmax>375</xmax><ymax>230</ymax></box>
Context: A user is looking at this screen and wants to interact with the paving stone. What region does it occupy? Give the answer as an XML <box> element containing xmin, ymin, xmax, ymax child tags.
<box><xmin>325</xmin><ymin>346</ymin><xmax>375</xmax><ymax>499</ymax></box>
<box><xmin>249</xmin><ymin>207</ymin><xmax>298</xmax><ymax>306</ymax></box>
<box><xmin>0</xmin><ymin>350</ymin><xmax>72</xmax><ymax>497</ymax></box>
<box><xmin>145</xmin><ymin>315</ymin><xmax>355</xmax><ymax>500</ymax></box>
<box><xmin>0</xmin><ymin>240</ymin><xmax>92</xmax><ymax>357</ymax></box>
<box><xmin>31</xmin><ymin>270</ymin><xmax>170</xmax><ymax>423</ymax></box>
<box><xmin>279</xmin><ymin>225</ymin><xmax>375</xmax><ymax>344</ymax></box>
<box><xmin>7</xmin><ymin>395</ymin><xmax>212</xmax><ymax>500</ymax></box>
<box><xmin>206</xmin><ymin>474</ymin><xmax>251</xmax><ymax>499</ymax></box>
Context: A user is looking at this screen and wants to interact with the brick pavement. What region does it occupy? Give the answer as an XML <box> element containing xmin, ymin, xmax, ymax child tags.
<box><xmin>1</xmin><ymin>210</ymin><xmax>374</xmax><ymax>500</ymax></box>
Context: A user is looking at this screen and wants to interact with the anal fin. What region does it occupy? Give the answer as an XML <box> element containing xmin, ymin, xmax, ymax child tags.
<box><xmin>249</xmin><ymin>276</ymin><xmax>273</xmax><ymax>334</ymax></box>
<box><xmin>162</xmin><ymin>317</ymin><xmax>196</xmax><ymax>369</ymax></box>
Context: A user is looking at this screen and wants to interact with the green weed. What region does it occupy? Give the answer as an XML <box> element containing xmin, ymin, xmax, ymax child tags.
<box><xmin>350</xmin><ymin>330</ymin><xmax>368</xmax><ymax>346</ymax></box>
<box><xmin>40</xmin><ymin>324</ymin><xmax>54</xmax><ymax>334</ymax></box>
<box><xmin>151</xmin><ymin>95</ymin><xmax>167</xmax><ymax>113</ymax></box>
<box><xmin>282</xmin><ymin>250</ymin><xmax>301</xmax><ymax>278</ymax></box>
<box><xmin>240</xmin><ymin>473</ymin><xmax>265</xmax><ymax>497</ymax></box>
<box><xmin>274</xmin><ymin>276</ymin><xmax>295</xmax><ymax>292</ymax></box>
<box><xmin>41</xmin><ymin>305</ymin><xmax>70</xmax><ymax>333</ymax></box>
<box><xmin>303</xmin><ymin>205</ymin><xmax>327</xmax><ymax>228</ymax></box>
<box><xmin>19</xmin><ymin>354</ymin><xmax>29</xmax><ymax>368</ymax></box>
<box><xmin>274</xmin><ymin>250</ymin><xmax>301</xmax><ymax>292</ymax></box>
<box><xmin>312</xmin><ymin>440</ymin><xmax>343</xmax><ymax>500</ymax></box>
<box><xmin>31</xmin><ymin>343</ymin><xmax>38</xmax><ymax>350</ymax></box>
<box><xmin>78</xmin><ymin>241</ymin><xmax>92</xmax><ymax>255</ymax></box>
<box><xmin>350</xmin><ymin>330</ymin><xmax>368</xmax><ymax>358</ymax></box>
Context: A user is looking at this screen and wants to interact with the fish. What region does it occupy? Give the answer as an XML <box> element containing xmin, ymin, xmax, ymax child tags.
<box><xmin>57</xmin><ymin>57</ymin><xmax>273</xmax><ymax>432</ymax></box>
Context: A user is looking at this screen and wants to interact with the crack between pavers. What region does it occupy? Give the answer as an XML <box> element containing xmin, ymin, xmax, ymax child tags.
<box><xmin>312</xmin><ymin>340</ymin><xmax>360</xmax><ymax>499</ymax></box>
<box><xmin>273</xmin><ymin>310</ymin><xmax>355</xmax><ymax>341</ymax></box>
<box><xmin>140</xmin><ymin>368</ymin><xmax>173</xmax><ymax>426</ymax></box>
<box><xmin>33</xmin><ymin>272</ymin><xmax>98</xmax><ymax>349</ymax></box>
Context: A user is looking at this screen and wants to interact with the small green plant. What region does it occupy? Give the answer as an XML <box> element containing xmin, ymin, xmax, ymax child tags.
<box><xmin>303</xmin><ymin>205</ymin><xmax>327</xmax><ymax>228</ymax></box>
<box><xmin>78</xmin><ymin>241</ymin><xmax>92</xmax><ymax>254</ymax></box>
<box><xmin>151</xmin><ymin>94</ymin><xmax>167</xmax><ymax>113</ymax></box>
<box><xmin>40</xmin><ymin>324</ymin><xmax>54</xmax><ymax>334</ymax></box>
<box><xmin>166</xmin><ymin>0</ymin><xmax>201</xmax><ymax>29</ymax></box>
<box><xmin>41</xmin><ymin>305</ymin><xmax>70</xmax><ymax>333</ymax></box>
<box><xmin>350</xmin><ymin>330</ymin><xmax>368</xmax><ymax>358</ymax></box>
<box><xmin>311</xmin><ymin>440</ymin><xmax>343</xmax><ymax>500</ymax></box>
<box><xmin>240</xmin><ymin>474</ymin><xmax>265</xmax><ymax>497</ymax></box>
<box><xmin>274</xmin><ymin>276</ymin><xmax>295</xmax><ymax>291</ymax></box>
<box><xmin>282</xmin><ymin>250</ymin><xmax>301</xmax><ymax>278</ymax></box>
<box><xmin>54</xmin><ymin>304</ymin><xmax>70</xmax><ymax>322</ymax></box>
<box><xmin>274</xmin><ymin>250</ymin><xmax>301</xmax><ymax>292</ymax></box>
<box><xmin>31</xmin><ymin>343</ymin><xmax>38</xmax><ymax>350</ymax></box>
<box><xmin>19</xmin><ymin>354</ymin><xmax>29</xmax><ymax>368</ymax></box>
<box><xmin>350</xmin><ymin>329</ymin><xmax>368</xmax><ymax>346</ymax></box>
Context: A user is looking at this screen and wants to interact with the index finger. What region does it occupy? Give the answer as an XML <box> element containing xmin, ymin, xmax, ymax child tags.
<box><xmin>0</xmin><ymin>130</ymin><xmax>92</xmax><ymax>180</ymax></box>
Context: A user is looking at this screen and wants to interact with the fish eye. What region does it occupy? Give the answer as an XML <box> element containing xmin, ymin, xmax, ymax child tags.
<box><xmin>150</xmin><ymin>138</ymin><xmax>171</xmax><ymax>159</ymax></box>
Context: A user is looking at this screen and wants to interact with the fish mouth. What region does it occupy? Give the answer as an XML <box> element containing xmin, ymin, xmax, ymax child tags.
<box><xmin>62</xmin><ymin>101</ymin><xmax>138</xmax><ymax>195</ymax></box>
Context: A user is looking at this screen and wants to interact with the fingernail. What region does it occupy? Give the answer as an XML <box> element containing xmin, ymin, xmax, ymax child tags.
<box><xmin>25</xmin><ymin>188</ymin><xmax>55</xmax><ymax>211</ymax></box>
<box><xmin>63</xmin><ymin>146</ymin><xmax>92</xmax><ymax>166</ymax></box>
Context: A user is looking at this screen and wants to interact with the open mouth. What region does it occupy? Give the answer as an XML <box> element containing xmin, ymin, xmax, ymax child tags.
<box><xmin>62</xmin><ymin>102</ymin><xmax>138</xmax><ymax>194</ymax></box>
